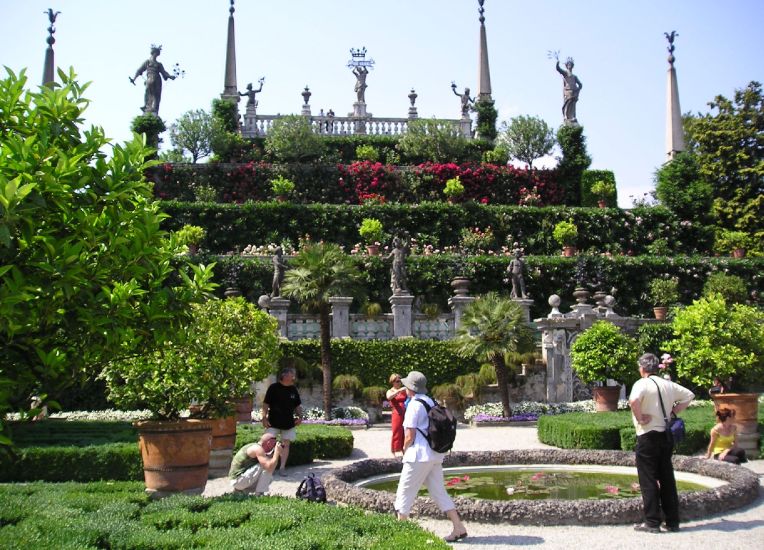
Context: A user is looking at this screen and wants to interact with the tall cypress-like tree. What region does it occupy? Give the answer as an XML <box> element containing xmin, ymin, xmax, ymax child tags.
<box><xmin>556</xmin><ymin>125</ymin><xmax>591</xmax><ymax>206</ymax></box>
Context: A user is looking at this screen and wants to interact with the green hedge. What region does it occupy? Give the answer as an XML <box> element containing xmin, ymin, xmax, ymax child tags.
<box><xmin>281</xmin><ymin>339</ymin><xmax>481</xmax><ymax>388</ymax></box>
<box><xmin>0</xmin><ymin>482</ymin><xmax>448</xmax><ymax>549</ymax></box>
<box><xmin>0</xmin><ymin>422</ymin><xmax>353</xmax><ymax>482</ymax></box>
<box><xmin>162</xmin><ymin>202</ymin><xmax>714</xmax><ymax>257</ymax></box>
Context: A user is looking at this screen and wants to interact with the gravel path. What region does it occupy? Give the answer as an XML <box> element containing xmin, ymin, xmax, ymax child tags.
<box><xmin>204</xmin><ymin>424</ymin><xmax>764</xmax><ymax>549</ymax></box>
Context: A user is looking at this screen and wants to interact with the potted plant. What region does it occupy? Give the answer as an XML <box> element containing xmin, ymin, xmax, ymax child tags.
<box><xmin>361</xmin><ymin>385</ymin><xmax>386</xmax><ymax>423</ymax></box>
<box><xmin>432</xmin><ymin>383</ymin><xmax>465</xmax><ymax>415</ymax></box>
<box><xmin>715</xmin><ymin>229</ymin><xmax>751</xmax><ymax>258</ymax></box>
<box><xmin>450</xmin><ymin>254</ymin><xmax>475</xmax><ymax>296</ymax></box>
<box><xmin>570</xmin><ymin>321</ymin><xmax>638</xmax><ymax>411</ymax></box>
<box><xmin>443</xmin><ymin>176</ymin><xmax>465</xmax><ymax>204</ymax></box>
<box><xmin>553</xmin><ymin>219</ymin><xmax>578</xmax><ymax>256</ymax></box>
<box><xmin>176</xmin><ymin>224</ymin><xmax>206</xmax><ymax>255</ymax></box>
<box><xmin>647</xmin><ymin>277</ymin><xmax>679</xmax><ymax>320</ymax></box>
<box><xmin>359</xmin><ymin>217</ymin><xmax>384</xmax><ymax>255</ymax></box>
<box><xmin>590</xmin><ymin>179</ymin><xmax>616</xmax><ymax>208</ymax></box>
<box><xmin>332</xmin><ymin>374</ymin><xmax>363</xmax><ymax>402</ymax></box>
<box><xmin>667</xmin><ymin>294</ymin><xmax>764</xmax><ymax>458</ymax></box>
<box><xmin>270</xmin><ymin>175</ymin><xmax>296</xmax><ymax>201</ymax></box>
<box><xmin>101</xmin><ymin>298</ymin><xmax>281</xmax><ymax>496</ymax></box>
<box><xmin>362</xmin><ymin>301</ymin><xmax>383</xmax><ymax>319</ymax></box>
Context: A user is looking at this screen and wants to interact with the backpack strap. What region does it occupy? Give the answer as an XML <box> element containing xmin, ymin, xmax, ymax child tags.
<box><xmin>649</xmin><ymin>376</ymin><xmax>670</xmax><ymax>424</ymax></box>
<box><xmin>414</xmin><ymin>397</ymin><xmax>431</xmax><ymax>441</ymax></box>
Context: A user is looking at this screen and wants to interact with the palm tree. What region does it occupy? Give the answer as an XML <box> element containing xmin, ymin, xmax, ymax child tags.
<box><xmin>453</xmin><ymin>292</ymin><xmax>535</xmax><ymax>418</ymax></box>
<box><xmin>280</xmin><ymin>242</ymin><xmax>362</xmax><ymax>419</ymax></box>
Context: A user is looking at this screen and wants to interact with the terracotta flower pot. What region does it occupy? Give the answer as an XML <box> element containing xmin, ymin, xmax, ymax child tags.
<box><xmin>134</xmin><ymin>418</ymin><xmax>212</xmax><ymax>498</ymax></box>
<box><xmin>562</xmin><ymin>246</ymin><xmax>577</xmax><ymax>257</ymax></box>
<box><xmin>366</xmin><ymin>244</ymin><xmax>380</xmax><ymax>256</ymax></box>
<box><xmin>653</xmin><ymin>306</ymin><xmax>668</xmax><ymax>320</ymax></box>
<box><xmin>233</xmin><ymin>396</ymin><xmax>254</xmax><ymax>422</ymax></box>
<box><xmin>592</xmin><ymin>385</ymin><xmax>621</xmax><ymax>412</ymax></box>
<box><xmin>732</xmin><ymin>248</ymin><xmax>747</xmax><ymax>258</ymax></box>
<box><xmin>597</xmin><ymin>200</ymin><xmax>607</xmax><ymax>208</ymax></box>
<box><xmin>208</xmin><ymin>415</ymin><xmax>237</xmax><ymax>478</ymax></box>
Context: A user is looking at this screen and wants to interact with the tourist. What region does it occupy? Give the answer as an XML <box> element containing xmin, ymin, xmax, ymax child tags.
<box><xmin>629</xmin><ymin>353</ymin><xmax>695</xmax><ymax>533</ymax></box>
<box><xmin>262</xmin><ymin>367</ymin><xmax>303</xmax><ymax>477</ymax></box>
<box><xmin>706</xmin><ymin>407</ymin><xmax>747</xmax><ymax>464</ymax></box>
<box><xmin>386</xmin><ymin>373</ymin><xmax>407</xmax><ymax>457</ymax></box>
<box><xmin>130</xmin><ymin>45</ymin><xmax>175</xmax><ymax>115</ymax></box>
<box><xmin>394</xmin><ymin>371</ymin><xmax>467</xmax><ymax>542</ymax></box>
<box><xmin>708</xmin><ymin>376</ymin><xmax>729</xmax><ymax>397</ymax></box>
<box><xmin>229</xmin><ymin>432</ymin><xmax>281</xmax><ymax>494</ymax></box>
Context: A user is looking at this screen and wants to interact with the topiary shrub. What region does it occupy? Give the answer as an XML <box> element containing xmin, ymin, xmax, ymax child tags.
<box><xmin>570</xmin><ymin>321</ymin><xmax>638</xmax><ymax>387</ymax></box>
<box><xmin>702</xmin><ymin>272</ymin><xmax>749</xmax><ymax>304</ymax></box>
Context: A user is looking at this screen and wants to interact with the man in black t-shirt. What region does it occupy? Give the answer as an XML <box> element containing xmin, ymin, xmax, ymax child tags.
<box><xmin>262</xmin><ymin>367</ymin><xmax>303</xmax><ymax>476</ymax></box>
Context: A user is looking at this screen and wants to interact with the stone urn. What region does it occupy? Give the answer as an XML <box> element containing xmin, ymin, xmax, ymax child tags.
<box><xmin>450</xmin><ymin>277</ymin><xmax>471</xmax><ymax>296</ymax></box>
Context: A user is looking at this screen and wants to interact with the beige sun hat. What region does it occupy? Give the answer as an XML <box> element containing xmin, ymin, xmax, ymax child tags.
<box><xmin>400</xmin><ymin>371</ymin><xmax>427</xmax><ymax>394</ymax></box>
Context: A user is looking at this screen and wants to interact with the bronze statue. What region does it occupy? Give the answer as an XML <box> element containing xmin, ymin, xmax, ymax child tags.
<box><xmin>130</xmin><ymin>45</ymin><xmax>175</xmax><ymax>115</ymax></box>
<box><xmin>239</xmin><ymin>78</ymin><xmax>264</xmax><ymax>109</ymax></box>
<box><xmin>387</xmin><ymin>237</ymin><xmax>409</xmax><ymax>295</ymax></box>
<box><xmin>271</xmin><ymin>246</ymin><xmax>286</xmax><ymax>297</ymax></box>
<box><xmin>507</xmin><ymin>245</ymin><xmax>527</xmax><ymax>299</ymax></box>
<box><xmin>553</xmin><ymin>52</ymin><xmax>582</xmax><ymax>125</ymax></box>
<box><xmin>451</xmin><ymin>82</ymin><xmax>474</xmax><ymax>118</ymax></box>
<box><xmin>353</xmin><ymin>65</ymin><xmax>368</xmax><ymax>103</ymax></box>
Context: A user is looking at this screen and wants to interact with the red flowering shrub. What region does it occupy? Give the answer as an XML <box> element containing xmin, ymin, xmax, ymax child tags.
<box><xmin>337</xmin><ymin>161</ymin><xmax>402</xmax><ymax>204</ymax></box>
<box><xmin>218</xmin><ymin>161</ymin><xmax>273</xmax><ymax>203</ymax></box>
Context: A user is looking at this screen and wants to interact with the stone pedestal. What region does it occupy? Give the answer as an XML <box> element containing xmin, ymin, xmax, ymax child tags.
<box><xmin>267</xmin><ymin>297</ymin><xmax>291</xmax><ymax>338</ymax></box>
<box><xmin>242</xmin><ymin>106</ymin><xmax>258</xmax><ymax>136</ymax></box>
<box><xmin>329</xmin><ymin>297</ymin><xmax>353</xmax><ymax>338</ymax></box>
<box><xmin>389</xmin><ymin>293</ymin><xmax>414</xmax><ymax>338</ymax></box>
<box><xmin>512</xmin><ymin>298</ymin><xmax>534</xmax><ymax>323</ymax></box>
<box><xmin>448</xmin><ymin>295</ymin><xmax>475</xmax><ymax>333</ymax></box>
<box><xmin>459</xmin><ymin>116</ymin><xmax>472</xmax><ymax>137</ymax></box>
<box><xmin>351</xmin><ymin>101</ymin><xmax>369</xmax><ymax>117</ymax></box>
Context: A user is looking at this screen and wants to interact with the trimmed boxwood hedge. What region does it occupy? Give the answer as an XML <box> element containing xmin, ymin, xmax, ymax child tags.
<box><xmin>0</xmin><ymin>421</ymin><xmax>353</xmax><ymax>482</ymax></box>
<box><xmin>0</xmin><ymin>482</ymin><xmax>448</xmax><ymax>549</ymax></box>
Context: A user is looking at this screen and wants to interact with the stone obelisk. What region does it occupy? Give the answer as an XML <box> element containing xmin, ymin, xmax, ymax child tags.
<box><xmin>477</xmin><ymin>0</ymin><xmax>492</xmax><ymax>102</ymax></box>
<box><xmin>42</xmin><ymin>9</ymin><xmax>60</xmax><ymax>87</ymax></box>
<box><xmin>665</xmin><ymin>31</ymin><xmax>685</xmax><ymax>160</ymax></box>
<box><xmin>221</xmin><ymin>0</ymin><xmax>239</xmax><ymax>103</ymax></box>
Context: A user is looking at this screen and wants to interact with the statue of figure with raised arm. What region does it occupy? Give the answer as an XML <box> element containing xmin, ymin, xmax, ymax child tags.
<box><xmin>553</xmin><ymin>52</ymin><xmax>582</xmax><ymax>125</ymax></box>
<box><xmin>130</xmin><ymin>45</ymin><xmax>176</xmax><ymax>115</ymax></box>
<box><xmin>240</xmin><ymin>77</ymin><xmax>265</xmax><ymax>110</ymax></box>
<box><xmin>271</xmin><ymin>246</ymin><xmax>287</xmax><ymax>298</ymax></box>
<box><xmin>353</xmin><ymin>65</ymin><xmax>369</xmax><ymax>103</ymax></box>
<box><xmin>451</xmin><ymin>82</ymin><xmax>474</xmax><ymax>118</ymax></box>
<box><xmin>387</xmin><ymin>236</ymin><xmax>409</xmax><ymax>295</ymax></box>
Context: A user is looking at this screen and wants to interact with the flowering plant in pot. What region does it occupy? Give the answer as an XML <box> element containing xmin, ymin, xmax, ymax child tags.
<box><xmin>647</xmin><ymin>277</ymin><xmax>679</xmax><ymax>320</ymax></box>
<box><xmin>101</xmin><ymin>297</ymin><xmax>281</xmax><ymax>495</ymax></box>
<box><xmin>714</xmin><ymin>229</ymin><xmax>751</xmax><ymax>258</ymax></box>
<box><xmin>553</xmin><ymin>219</ymin><xmax>578</xmax><ymax>255</ymax></box>
<box><xmin>270</xmin><ymin>175</ymin><xmax>296</xmax><ymax>200</ymax></box>
<box><xmin>443</xmin><ymin>176</ymin><xmax>465</xmax><ymax>203</ymax></box>
<box><xmin>359</xmin><ymin>217</ymin><xmax>384</xmax><ymax>254</ymax></box>
<box><xmin>590</xmin><ymin>179</ymin><xmax>616</xmax><ymax>207</ymax></box>
<box><xmin>175</xmin><ymin>224</ymin><xmax>206</xmax><ymax>255</ymax></box>
<box><xmin>571</xmin><ymin>321</ymin><xmax>638</xmax><ymax>411</ymax></box>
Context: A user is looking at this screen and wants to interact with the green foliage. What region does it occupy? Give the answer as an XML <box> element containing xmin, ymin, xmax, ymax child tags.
<box><xmin>432</xmin><ymin>383</ymin><xmax>464</xmax><ymax>409</ymax></box>
<box><xmin>0</xmin><ymin>483</ymin><xmax>449</xmax><ymax>550</ymax></box>
<box><xmin>556</xmin><ymin>124</ymin><xmax>592</xmax><ymax>205</ymax></box>
<box><xmin>552</xmin><ymin>219</ymin><xmax>578</xmax><ymax>246</ymax></box>
<box><xmin>269</xmin><ymin>175</ymin><xmax>296</xmax><ymax>197</ymax></box>
<box><xmin>443</xmin><ymin>176</ymin><xmax>465</xmax><ymax>199</ymax></box>
<box><xmin>474</xmin><ymin>99</ymin><xmax>498</xmax><ymax>141</ymax></box>
<box><xmin>714</xmin><ymin>229</ymin><xmax>752</xmax><ymax>253</ymax></box>
<box><xmin>362</xmin><ymin>385</ymin><xmax>386</xmax><ymax>406</ymax></box>
<box><xmin>0</xmin><ymin>68</ymin><xmax>215</xmax><ymax>438</ymax></box>
<box><xmin>359</xmin><ymin>217</ymin><xmax>384</xmax><ymax>244</ymax></box>
<box><xmin>102</xmin><ymin>298</ymin><xmax>281</xmax><ymax>420</ymax></box>
<box><xmin>211</xmin><ymin>98</ymin><xmax>239</xmax><ymax>133</ymax></box>
<box><xmin>654</xmin><ymin>152</ymin><xmax>713</xmax><ymax>224</ymax></box>
<box><xmin>355</xmin><ymin>144</ymin><xmax>380</xmax><ymax>162</ymax></box>
<box><xmin>482</xmin><ymin>146</ymin><xmax>509</xmax><ymax>164</ymax></box>
<box><xmin>636</xmin><ymin>323</ymin><xmax>675</xmax><ymax>357</ymax></box>
<box><xmin>582</xmin><ymin>170</ymin><xmax>617</xmax><ymax>207</ymax></box>
<box><xmin>264</xmin><ymin>114</ymin><xmax>326</xmax><ymax>163</ymax></box>
<box><xmin>168</xmin><ymin>108</ymin><xmax>222</xmax><ymax>163</ymax></box>
<box><xmin>130</xmin><ymin>112</ymin><xmax>167</xmax><ymax>150</ymax></box>
<box><xmin>570</xmin><ymin>321</ymin><xmax>638</xmax><ymax>385</ymax></box>
<box><xmin>702</xmin><ymin>272</ymin><xmax>748</xmax><ymax>304</ymax></box>
<box><xmin>667</xmin><ymin>295</ymin><xmax>764</xmax><ymax>390</ymax></box>
<box><xmin>398</xmin><ymin>118</ymin><xmax>469</xmax><ymax>163</ymax></box>
<box><xmin>685</xmin><ymin>81</ymin><xmax>764</xmax><ymax>241</ymax></box>
<box><xmin>332</xmin><ymin>374</ymin><xmax>363</xmax><ymax>398</ymax></box>
<box><xmin>175</xmin><ymin>224</ymin><xmax>206</xmax><ymax>247</ymax></box>
<box><xmin>499</xmin><ymin>115</ymin><xmax>556</xmax><ymax>171</ymax></box>
<box><xmin>647</xmin><ymin>277</ymin><xmax>679</xmax><ymax>306</ymax></box>
<box><xmin>234</xmin><ymin>423</ymin><xmax>353</xmax><ymax>462</ymax></box>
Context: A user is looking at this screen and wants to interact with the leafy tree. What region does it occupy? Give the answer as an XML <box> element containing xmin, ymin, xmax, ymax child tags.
<box><xmin>498</xmin><ymin>116</ymin><xmax>556</xmax><ymax>176</ymax></box>
<box><xmin>398</xmin><ymin>118</ymin><xmax>469</xmax><ymax>163</ymax></box>
<box><xmin>280</xmin><ymin>242</ymin><xmax>363</xmax><ymax>419</ymax></box>
<box><xmin>452</xmin><ymin>292</ymin><xmax>535</xmax><ymax>418</ymax></box>
<box><xmin>130</xmin><ymin>113</ymin><xmax>166</xmax><ymax>152</ymax></box>
<box><xmin>211</xmin><ymin>98</ymin><xmax>239</xmax><ymax>133</ymax></box>
<box><xmin>265</xmin><ymin>114</ymin><xmax>325</xmax><ymax>163</ymax></box>
<box><xmin>474</xmin><ymin>99</ymin><xmax>498</xmax><ymax>141</ymax></box>
<box><xmin>685</xmin><ymin>81</ymin><xmax>764</xmax><ymax>243</ymax></box>
<box><xmin>654</xmin><ymin>152</ymin><xmax>713</xmax><ymax>224</ymax></box>
<box><xmin>556</xmin><ymin>124</ymin><xmax>591</xmax><ymax>206</ymax></box>
<box><xmin>168</xmin><ymin>109</ymin><xmax>222</xmax><ymax>163</ymax></box>
<box><xmin>0</xmin><ymin>68</ymin><xmax>215</xmax><ymax>441</ymax></box>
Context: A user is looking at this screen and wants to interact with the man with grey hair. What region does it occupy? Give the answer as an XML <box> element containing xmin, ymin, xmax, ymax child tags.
<box><xmin>629</xmin><ymin>353</ymin><xmax>695</xmax><ymax>533</ymax></box>
<box><xmin>262</xmin><ymin>367</ymin><xmax>303</xmax><ymax>477</ymax></box>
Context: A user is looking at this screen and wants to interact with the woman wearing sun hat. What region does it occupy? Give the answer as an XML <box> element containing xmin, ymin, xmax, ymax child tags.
<box><xmin>393</xmin><ymin>370</ymin><xmax>467</xmax><ymax>542</ymax></box>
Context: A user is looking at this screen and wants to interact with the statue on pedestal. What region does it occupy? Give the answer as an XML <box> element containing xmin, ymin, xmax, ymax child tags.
<box><xmin>271</xmin><ymin>246</ymin><xmax>286</xmax><ymax>297</ymax></box>
<box><xmin>387</xmin><ymin>236</ymin><xmax>410</xmax><ymax>295</ymax></box>
<box><xmin>347</xmin><ymin>47</ymin><xmax>374</xmax><ymax>107</ymax></box>
<box><xmin>130</xmin><ymin>45</ymin><xmax>177</xmax><ymax>115</ymax></box>
<box><xmin>551</xmin><ymin>51</ymin><xmax>582</xmax><ymax>125</ymax></box>
<box><xmin>506</xmin><ymin>245</ymin><xmax>527</xmax><ymax>299</ymax></box>
<box><xmin>239</xmin><ymin>77</ymin><xmax>264</xmax><ymax>110</ymax></box>
<box><xmin>451</xmin><ymin>82</ymin><xmax>474</xmax><ymax>118</ymax></box>
<box><xmin>353</xmin><ymin>66</ymin><xmax>368</xmax><ymax>103</ymax></box>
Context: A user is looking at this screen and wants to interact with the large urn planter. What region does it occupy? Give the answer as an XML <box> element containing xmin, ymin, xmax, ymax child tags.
<box><xmin>592</xmin><ymin>385</ymin><xmax>621</xmax><ymax>412</ymax></box>
<box><xmin>208</xmin><ymin>415</ymin><xmax>237</xmax><ymax>478</ymax></box>
<box><xmin>134</xmin><ymin>419</ymin><xmax>212</xmax><ymax>498</ymax></box>
<box><xmin>450</xmin><ymin>277</ymin><xmax>471</xmax><ymax>296</ymax></box>
<box><xmin>233</xmin><ymin>396</ymin><xmax>254</xmax><ymax>422</ymax></box>
<box><xmin>711</xmin><ymin>393</ymin><xmax>760</xmax><ymax>459</ymax></box>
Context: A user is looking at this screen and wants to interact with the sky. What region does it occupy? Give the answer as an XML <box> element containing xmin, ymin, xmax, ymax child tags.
<box><xmin>1</xmin><ymin>0</ymin><xmax>763</xmax><ymax>207</ymax></box>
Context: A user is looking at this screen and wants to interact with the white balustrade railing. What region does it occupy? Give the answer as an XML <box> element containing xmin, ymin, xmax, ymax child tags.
<box><xmin>287</xmin><ymin>315</ymin><xmax>321</xmax><ymax>340</ymax></box>
<box><xmin>412</xmin><ymin>315</ymin><xmax>454</xmax><ymax>341</ymax></box>
<box><xmin>350</xmin><ymin>314</ymin><xmax>393</xmax><ymax>340</ymax></box>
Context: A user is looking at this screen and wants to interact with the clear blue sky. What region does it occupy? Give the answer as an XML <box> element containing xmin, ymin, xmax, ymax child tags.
<box><xmin>2</xmin><ymin>0</ymin><xmax>763</xmax><ymax>207</ymax></box>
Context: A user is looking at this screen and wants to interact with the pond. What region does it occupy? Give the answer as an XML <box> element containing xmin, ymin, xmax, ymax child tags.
<box><xmin>362</xmin><ymin>465</ymin><xmax>707</xmax><ymax>501</ymax></box>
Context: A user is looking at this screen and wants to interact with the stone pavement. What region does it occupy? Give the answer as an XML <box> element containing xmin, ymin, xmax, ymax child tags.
<box><xmin>204</xmin><ymin>424</ymin><xmax>764</xmax><ymax>549</ymax></box>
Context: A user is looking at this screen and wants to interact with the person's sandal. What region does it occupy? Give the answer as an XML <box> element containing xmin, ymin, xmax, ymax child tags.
<box><xmin>443</xmin><ymin>531</ymin><xmax>468</xmax><ymax>542</ymax></box>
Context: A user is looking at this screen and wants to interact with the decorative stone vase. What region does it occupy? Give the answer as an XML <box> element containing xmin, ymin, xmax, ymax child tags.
<box><xmin>366</xmin><ymin>244</ymin><xmax>380</xmax><ymax>256</ymax></box>
<box><xmin>450</xmin><ymin>277</ymin><xmax>471</xmax><ymax>296</ymax></box>
<box><xmin>134</xmin><ymin>419</ymin><xmax>212</xmax><ymax>498</ymax></box>
<box><xmin>592</xmin><ymin>385</ymin><xmax>621</xmax><ymax>412</ymax></box>
<box><xmin>732</xmin><ymin>248</ymin><xmax>747</xmax><ymax>259</ymax></box>
<box><xmin>224</xmin><ymin>287</ymin><xmax>242</xmax><ymax>298</ymax></box>
<box><xmin>653</xmin><ymin>306</ymin><xmax>668</xmax><ymax>320</ymax></box>
<box><xmin>711</xmin><ymin>393</ymin><xmax>760</xmax><ymax>459</ymax></box>
<box><xmin>208</xmin><ymin>415</ymin><xmax>237</xmax><ymax>478</ymax></box>
<box><xmin>572</xmin><ymin>287</ymin><xmax>590</xmax><ymax>304</ymax></box>
<box><xmin>562</xmin><ymin>246</ymin><xmax>577</xmax><ymax>257</ymax></box>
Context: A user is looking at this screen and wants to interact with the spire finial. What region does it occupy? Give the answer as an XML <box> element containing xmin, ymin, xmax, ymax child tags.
<box><xmin>478</xmin><ymin>0</ymin><xmax>485</xmax><ymax>24</ymax></box>
<box><xmin>664</xmin><ymin>30</ymin><xmax>678</xmax><ymax>66</ymax></box>
<box><xmin>229</xmin><ymin>0</ymin><xmax>235</xmax><ymax>16</ymax></box>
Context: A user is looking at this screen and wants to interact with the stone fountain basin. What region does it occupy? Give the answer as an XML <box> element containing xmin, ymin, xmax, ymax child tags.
<box><xmin>323</xmin><ymin>449</ymin><xmax>760</xmax><ymax>525</ymax></box>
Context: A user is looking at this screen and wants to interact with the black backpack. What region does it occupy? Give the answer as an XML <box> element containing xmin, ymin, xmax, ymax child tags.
<box><xmin>296</xmin><ymin>473</ymin><xmax>327</xmax><ymax>503</ymax></box>
<box><xmin>415</xmin><ymin>398</ymin><xmax>457</xmax><ymax>453</ymax></box>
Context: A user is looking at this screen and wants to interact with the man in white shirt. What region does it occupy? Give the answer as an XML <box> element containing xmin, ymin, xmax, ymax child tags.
<box><xmin>393</xmin><ymin>371</ymin><xmax>468</xmax><ymax>543</ymax></box>
<box><xmin>629</xmin><ymin>353</ymin><xmax>695</xmax><ymax>533</ymax></box>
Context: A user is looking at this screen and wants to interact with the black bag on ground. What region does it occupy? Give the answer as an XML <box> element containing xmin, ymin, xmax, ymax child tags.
<box><xmin>415</xmin><ymin>398</ymin><xmax>457</xmax><ymax>453</ymax></box>
<box><xmin>296</xmin><ymin>473</ymin><xmax>326</xmax><ymax>503</ymax></box>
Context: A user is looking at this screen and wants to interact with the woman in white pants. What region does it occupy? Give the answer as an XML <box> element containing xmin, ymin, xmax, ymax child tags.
<box><xmin>394</xmin><ymin>371</ymin><xmax>467</xmax><ymax>542</ymax></box>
